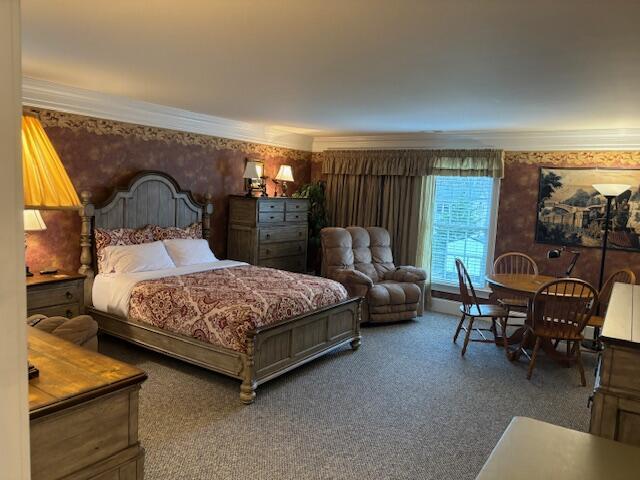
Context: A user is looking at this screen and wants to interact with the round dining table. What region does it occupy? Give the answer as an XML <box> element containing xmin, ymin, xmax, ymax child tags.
<box><xmin>485</xmin><ymin>273</ymin><xmax>557</xmax><ymax>360</ymax></box>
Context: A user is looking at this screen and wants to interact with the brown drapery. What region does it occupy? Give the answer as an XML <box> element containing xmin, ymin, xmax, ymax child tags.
<box><xmin>323</xmin><ymin>149</ymin><xmax>504</xmax><ymax>266</ymax></box>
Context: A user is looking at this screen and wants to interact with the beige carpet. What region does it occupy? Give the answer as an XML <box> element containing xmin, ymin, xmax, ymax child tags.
<box><xmin>99</xmin><ymin>312</ymin><xmax>596</xmax><ymax>480</ymax></box>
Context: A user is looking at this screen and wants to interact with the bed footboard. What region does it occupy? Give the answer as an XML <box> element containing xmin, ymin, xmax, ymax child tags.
<box><xmin>240</xmin><ymin>297</ymin><xmax>361</xmax><ymax>404</ymax></box>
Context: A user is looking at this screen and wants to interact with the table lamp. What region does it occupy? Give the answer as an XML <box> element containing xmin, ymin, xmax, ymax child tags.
<box><xmin>22</xmin><ymin>113</ymin><xmax>81</xmax><ymax>276</ymax></box>
<box><xmin>274</xmin><ymin>164</ymin><xmax>294</xmax><ymax>197</ymax></box>
<box><xmin>23</xmin><ymin>210</ymin><xmax>46</xmax><ymax>276</ymax></box>
<box><xmin>243</xmin><ymin>160</ymin><xmax>266</xmax><ymax>197</ymax></box>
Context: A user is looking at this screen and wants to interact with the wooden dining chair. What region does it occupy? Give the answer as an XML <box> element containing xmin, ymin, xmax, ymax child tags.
<box><xmin>453</xmin><ymin>258</ymin><xmax>509</xmax><ymax>356</ymax></box>
<box><xmin>492</xmin><ymin>252</ymin><xmax>539</xmax><ymax>314</ymax></box>
<box><xmin>524</xmin><ymin>278</ymin><xmax>598</xmax><ymax>386</ymax></box>
<box><xmin>587</xmin><ymin>269</ymin><xmax>636</xmax><ymax>330</ymax></box>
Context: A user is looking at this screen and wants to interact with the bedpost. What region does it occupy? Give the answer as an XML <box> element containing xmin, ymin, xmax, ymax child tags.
<box><xmin>240</xmin><ymin>332</ymin><xmax>257</xmax><ymax>404</ymax></box>
<box><xmin>202</xmin><ymin>193</ymin><xmax>214</xmax><ymax>241</ymax></box>
<box><xmin>79</xmin><ymin>190</ymin><xmax>95</xmax><ymax>308</ymax></box>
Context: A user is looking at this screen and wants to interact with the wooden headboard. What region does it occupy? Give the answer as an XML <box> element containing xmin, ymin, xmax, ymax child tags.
<box><xmin>78</xmin><ymin>171</ymin><xmax>213</xmax><ymax>304</ymax></box>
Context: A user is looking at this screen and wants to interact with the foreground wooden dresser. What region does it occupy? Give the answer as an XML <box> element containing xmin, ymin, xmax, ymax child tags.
<box><xmin>590</xmin><ymin>283</ymin><xmax>640</xmax><ymax>446</ymax></box>
<box><xmin>29</xmin><ymin>327</ymin><xmax>147</xmax><ymax>479</ymax></box>
<box><xmin>227</xmin><ymin>195</ymin><xmax>309</xmax><ymax>272</ymax></box>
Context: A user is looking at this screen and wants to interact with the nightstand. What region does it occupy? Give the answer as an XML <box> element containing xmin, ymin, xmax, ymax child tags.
<box><xmin>26</xmin><ymin>271</ymin><xmax>85</xmax><ymax>318</ymax></box>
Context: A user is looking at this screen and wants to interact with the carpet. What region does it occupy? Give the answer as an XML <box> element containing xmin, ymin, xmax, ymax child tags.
<box><xmin>99</xmin><ymin>312</ymin><xmax>596</xmax><ymax>480</ymax></box>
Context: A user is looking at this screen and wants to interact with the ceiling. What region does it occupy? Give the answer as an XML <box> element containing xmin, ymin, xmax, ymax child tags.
<box><xmin>21</xmin><ymin>0</ymin><xmax>640</xmax><ymax>136</ymax></box>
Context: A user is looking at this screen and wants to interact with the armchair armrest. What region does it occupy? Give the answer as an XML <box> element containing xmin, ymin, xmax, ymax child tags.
<box><xmin>383</xmin><ymin>266</ymin><xmax>427</xmax><ymax>282</ymax></box>
<box><xmin>333</xmin><ymin>268</ymin><xmax>374</xmax><ymax>288</ymax></box>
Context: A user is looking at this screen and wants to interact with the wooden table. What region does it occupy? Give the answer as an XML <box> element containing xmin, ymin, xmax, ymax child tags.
<box><xmin>486</xmin><ymin>273</ymin><xmax>556</xmax><ymax>358</ymax></box>
<box><xmin>476</xmin><ymin>417</ymin><xmax>640</xmax><ymax>479</ymax></box>
<box><xmin>29</xmin><ymin>326</ymin><xmax>147</xmax><ymax>480</ymax></box>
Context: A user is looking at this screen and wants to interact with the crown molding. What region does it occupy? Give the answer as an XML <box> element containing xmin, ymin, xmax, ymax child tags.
<box><xmin>311</xmin><ymin>129</ymin><xmax>640</xmax><ymax>152</ymax></box>
<box><xmin>22</xmin><ymin>77</ymin><xmax>313</xmax><ymax>152</ymax></box>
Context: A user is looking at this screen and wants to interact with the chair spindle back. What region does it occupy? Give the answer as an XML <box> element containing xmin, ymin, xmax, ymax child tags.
<box><xmin>493</xmin><ymin>252</ymin><xmax>539</xmax><ymax>275</ymax></box>
<box><xmin>455</xmin><ymin>258</ymin><xmax>482</xmax><ymax>315</ymax></box>
<box><xmin>599</xmin><ymin>269</ymin><xmax>636</xmax><ymax>313</ymax></box>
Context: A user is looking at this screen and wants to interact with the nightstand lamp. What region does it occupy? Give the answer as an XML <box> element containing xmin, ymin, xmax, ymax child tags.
<box><xmin>274</xmin><ymin>164</ymin><xmax>294</xmax><ymax>197</ymax></box>
<box><xmin>22</xmin><ymin>113</ymin><xmax>81</xmax><ymax>276</ymax></box>
<box><xmin>243</xmin><ymin>160</ymin><xmax>267</xmax><ymax>197</ymax></box>
<box><xmin>23</xmin><ymin>210</ymin><xmax>46</xmax><ymax>277</ymax></box>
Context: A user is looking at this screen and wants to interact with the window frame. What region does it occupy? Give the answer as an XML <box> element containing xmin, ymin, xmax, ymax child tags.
<box><xmin>430</xmin><ymin>177</ymin><xmax>501</xmax><ymax>297</ymax></box>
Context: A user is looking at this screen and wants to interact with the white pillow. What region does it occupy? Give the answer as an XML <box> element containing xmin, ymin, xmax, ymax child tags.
<box><xmin>162</xmin><ymin>239</ymin><xmax>218</xmax><ymax>267</ymax></box>
<box><xmin>102</xmin><ymin>241</ymin><xmax>176</xmax><ymax>274</ymax></box>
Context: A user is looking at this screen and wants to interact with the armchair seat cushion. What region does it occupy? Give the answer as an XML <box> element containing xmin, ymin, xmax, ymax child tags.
<box><xmin>369</xmin><ymin>282</ymin><xmax>421</xmax><ymax>307</ymax></box>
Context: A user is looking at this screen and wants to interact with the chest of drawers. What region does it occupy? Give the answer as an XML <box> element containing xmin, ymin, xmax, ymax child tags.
<box><xmin>27</xmin><ymin>271</ymin><xmax>85</xmax><ymax>318</ymax></box>
<box><xmin>227</xmin><ymin>195</ymin><xmax>309</xmax><ymax>273</ymax></box>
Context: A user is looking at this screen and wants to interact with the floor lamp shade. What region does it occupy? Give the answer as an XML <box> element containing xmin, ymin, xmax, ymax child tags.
<box><xmin>22</xmin><ymin>115</ymin><xmax>80</xmax><ymax>209</ymax></box>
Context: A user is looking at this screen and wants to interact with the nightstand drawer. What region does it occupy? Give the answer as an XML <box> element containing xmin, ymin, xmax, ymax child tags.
<box><xmin>259</xmin><ymin>241</ymin><xmax>305</xmax><ymax>259</ymax></box>
<box><xmin>28</xmin><ymin>303</ymin><xmax>80</xmax><ymax>319</ymax></box>
<box><xmin>28</xmin><ymin>282</ymin><xmax>83</xmax><ymax>309</ymax></box>
<box><xmin>258</xmin><ymin>211</ymin><xmax>285</xmax><ymax>223</ymax></box>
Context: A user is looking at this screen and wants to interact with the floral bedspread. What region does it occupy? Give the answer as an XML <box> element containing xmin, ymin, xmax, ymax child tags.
<box><xmin>129</xmin><ymin>265</ymin><xmax>348</xmax><ymax>353</ymax></box>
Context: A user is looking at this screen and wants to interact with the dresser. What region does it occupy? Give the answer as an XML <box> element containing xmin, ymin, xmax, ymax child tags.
<box><xmin>590</xmin><ymin>283</ymin><xmax>640</xmax><ymax>446</ymax></box>
<box><xmin>227</xmin><ymin>195</ymin><xmax>309</xmax><ymax>272</ymax></box>
<box><xmin>29</xmin><ymin>327</ymin><xmax>147</xmax><ymax>479</ymax></box>
<box><xmin>27</xmin><ymin>271</ymin><xmax>85</xmax><ymax>318</ymax></box>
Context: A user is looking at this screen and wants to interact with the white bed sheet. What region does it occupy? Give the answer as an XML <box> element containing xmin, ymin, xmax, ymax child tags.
<box><xmin>92</xmin><ymin>260</ymin><xmax>248</xmax><ymax>317</ymax></box>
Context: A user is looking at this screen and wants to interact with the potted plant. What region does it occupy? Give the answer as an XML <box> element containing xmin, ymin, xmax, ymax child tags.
<box><xmin>292</xmin><ymin>181</ymin><xmax>328</xmax><ymax>274</ymax></box>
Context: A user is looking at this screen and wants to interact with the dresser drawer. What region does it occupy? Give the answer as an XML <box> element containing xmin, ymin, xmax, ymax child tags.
<box><xmin>258</xmin><ymin>211</ymin><xmax>285</xmax><ymax>223</ymax></box>
<box><xmin>27</xmin><ymin>282</ymin><xmax>83</xmax><ymax>309</ymax></box>
<box><xmin>259</xmin><ymin>255</ymin><xmax>306</xmax><ymax>273</ymax></box>
<box><xmin>285</xmin><ymin>199</ymin><xmax>309</xmax><ymax>212</ymax></box>
<box><xmin>28</xmin><ymin>303</ymin><xmax>81</xmax><ymax>319</ymax></box>
<box><xmin>285</xmin><ymin>211</ymin><xmax>306</xmax><ymax>222</ymax></box>
<box><xmin>258</xmin><ymin>200</ymin><xmax>285</xmax><ymax>212</ymax></box>
<box><xmin>260</xmin><ymin>225</ymin><xmax>307</xmax><ymax>243</ymax></box>
<box><xmin>259</xmin><ymin>241</ymin><xmax>306</xmax><ymax>259</ymax></box>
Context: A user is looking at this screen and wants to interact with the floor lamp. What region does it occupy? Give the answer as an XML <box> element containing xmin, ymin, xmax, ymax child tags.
<box><xmin>590</xmin><ymin>183</ymin><xmax>631</xmax><ymax>346</ymax></box>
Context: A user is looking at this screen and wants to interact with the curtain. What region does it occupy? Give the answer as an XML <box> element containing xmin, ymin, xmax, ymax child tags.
<box><xmin>323</xmin><ymin>148</ymin><xmax>503</xmax><ymax>303</ymax></box>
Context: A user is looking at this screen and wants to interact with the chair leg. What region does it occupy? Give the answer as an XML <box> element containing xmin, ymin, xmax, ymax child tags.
<box><xmin>500</xmin><ymin>317</ymin><xmax>509</xmax><ymax>352</ymax></box>
<box><xmin>574</xmin><ymin>342</ymin><xmax>586</xmax><ymax>387</ymax></box>
<box><xmin>526</xmin><ymin>336</ymin><xmax>542</xmax><ymax>380</ymax></box>
<box><xmin>461</xmin><ymin>316</ymin><xmax>475</xmax><ymax>357</ymax></box>
<box><xmin>453</xmin><ymin>313</ymin><xmax>466</xmax><ymax>343</ymax></box>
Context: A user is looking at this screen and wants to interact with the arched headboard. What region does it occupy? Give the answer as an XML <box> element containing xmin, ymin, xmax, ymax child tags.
<box><xmin>78</xmin><ymin>171</ymin><xmax>214</xmax><ymax>304</ymax></box>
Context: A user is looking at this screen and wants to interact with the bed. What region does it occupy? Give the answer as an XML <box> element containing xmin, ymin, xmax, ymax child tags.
<box><xmin>79</xmin><ymin>171</ymin><xmax>361</xmax><ymax>404</ymax></box>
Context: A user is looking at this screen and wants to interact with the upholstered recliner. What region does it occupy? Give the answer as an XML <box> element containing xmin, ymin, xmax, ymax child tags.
<box><xmin>27</xmin><ymin>314</ymin><xmax>99</xmax><ymax>351</ymax></box>
<box><xmin>321</xmin><ymin>226</ymin><xmax>426</xmax><ymax>324</ymax></box>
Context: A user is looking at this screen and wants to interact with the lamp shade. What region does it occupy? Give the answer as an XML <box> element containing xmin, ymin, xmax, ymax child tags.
<box><xmin>243</xmin><ymin>161</ymin><xmax>261</xmax><ymax>179</ymax></box>
<box><xmin>22</xmin><ymin>115</ymin><xmax>81</xmax><ymax>209</ymax></box>
<box><xmin>593</xmin><ymin>183</ymin><xmax>631</xmax><ymax>198</ymax></box>
<box><xmin>23</xmin><ymin>209</ymin><xmax>47</xmax><ymax>232</ymax></box>
<box><xmin>275</xmin><ymin>164</ymin><xmax>294</xmax><ymax>182</ymax></box>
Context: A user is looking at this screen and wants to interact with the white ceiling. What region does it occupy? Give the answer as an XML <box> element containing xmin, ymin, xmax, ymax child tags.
<box><xmin>21</xmin><ymin>0</ymin><xmax>640</xmax><ymax>136</ymax></box>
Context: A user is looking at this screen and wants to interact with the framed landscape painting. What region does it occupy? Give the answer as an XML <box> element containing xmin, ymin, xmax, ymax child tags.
<box><xmin>536</xmin><ymin>167</ymin><xmax>640</xmax><ymax>251</ymax></box>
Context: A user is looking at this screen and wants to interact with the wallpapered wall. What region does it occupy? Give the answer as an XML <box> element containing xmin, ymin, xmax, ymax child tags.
<box><xmin>311</xmin><ymin>150</ymin><xmax>640</xmax><ymax>291</ymax></box>
<box><xmin>496</xmin><ymin>151</ymin><xmax>640</xmax><ymax>289</ymax></box>
<box><xmin>25</xmin><ymin>108</ymin><xmax>311</xmax><ymax>272</ymax></box>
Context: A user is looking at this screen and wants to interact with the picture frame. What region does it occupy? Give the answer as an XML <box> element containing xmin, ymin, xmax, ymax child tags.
<box><xmin>535</xmin><ymin>167</ymin><xmax>640</xmax><ymax>251</ymax></box>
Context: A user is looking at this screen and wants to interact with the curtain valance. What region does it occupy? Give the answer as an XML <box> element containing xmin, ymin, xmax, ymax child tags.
<box><xmin>321</xmin><ymin>149</ymin><xmax>504</xmax><ymax>178</ymax></box>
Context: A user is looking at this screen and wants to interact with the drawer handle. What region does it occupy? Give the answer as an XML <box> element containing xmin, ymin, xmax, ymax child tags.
<box><xmin>65</xmin><ymin>309</ymin><xmax>73</xmax><ymax>318</ymax></box>
<box><xmin>270</xmin><ymin>216</ymin><xmax>274</xmax><ymax>219</ymax></box>
<box><xmin>266</xmin><ymin>249</ymin><xmax>271</xmax><ymax>255</ymax></box>
<box><xmin>266</xmin><ymin>234</ymin><xmax>271</xmax><ymax>239</ymax></box>
<box><xmin>65</xmin><ymin>291</ymin><xmax>73</xmax><ymax>300</ymax></box>
<box><xmin>270</xmin><ymin>205</ymin><xmax>275</xmax><ymax>209</ymax></box>
<box><xmin>298</xmin><ymin>232</ymin><xmax>303</xmax><ymax>237</ymax></box>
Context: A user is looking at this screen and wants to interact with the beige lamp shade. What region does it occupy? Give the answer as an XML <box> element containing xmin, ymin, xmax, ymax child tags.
<box><xmin>593</xmin><ymin>183</ymin><xmax>631</xmax><ymax>198</ymax></box>
<box><xmin>22</xmin><ymin>115</ymin><xmax>81</xmax><ymax>209</ymax></box>
<box><xmin>243</xmin><ymin>160</ymin><xmax>262</xmax><ymax>179</ymax></box>
<box><xmin>275</xmin><ymin>164</ymin><xmax>294</xmax><ymax>182</ymax></box>
<box><xmin>24</xmin><ymin>209</ymin><xmax>47</xmax><ymax>232</ymax></box>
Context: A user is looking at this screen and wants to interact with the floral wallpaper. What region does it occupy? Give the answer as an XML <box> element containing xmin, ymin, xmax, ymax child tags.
<box><xmin>24</xmin><ymin>108</ymin><xmax>311</xmax><ymax>272</ymax></box>
<box><xmin>495</xmin><ymin>151</ymin><xmax>640</xmax><ymax>288</ymax></box>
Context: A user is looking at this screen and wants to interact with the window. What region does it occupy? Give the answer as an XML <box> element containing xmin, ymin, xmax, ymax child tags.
<box><xmin>431</xmin><ymin>176</ymin><xmax>497</xmax><ymax>289</ymax></box>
